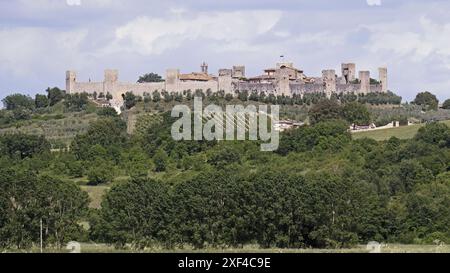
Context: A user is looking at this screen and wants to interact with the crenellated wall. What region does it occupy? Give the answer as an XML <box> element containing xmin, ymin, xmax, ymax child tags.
<box><xmin>66</xmin><ymin>62</ymin><xmax>389</xmax><ymax>101</ymax></box>
<box><xmin>234</xmin><ymin>82</ymin><xmax>276</xmax><ymax>94</ymax></box>
<box><xmin>336</xmin><ymin>83</ymin><xmax>361</xmax><ymax>94</ymax></box>
<box><xmin>67</xmin><ymin>70</ymin><xmax>165</xmax><ymax>100</ymax></box>
<box><xmin>115</xmin><ymin>82</ymin><xmax>165</xmax><ymax>95</ymax></box>
<box><xmin>73</xmin><ymin>82</ymin><xmax>103</xmax><ymax>94</ymax></box>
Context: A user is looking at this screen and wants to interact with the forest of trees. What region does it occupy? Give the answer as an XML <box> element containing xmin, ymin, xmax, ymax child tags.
<box><xmin>0</xmin><ymin>90</ymin><xmax>449</xmax><ymax>250</ymax></box>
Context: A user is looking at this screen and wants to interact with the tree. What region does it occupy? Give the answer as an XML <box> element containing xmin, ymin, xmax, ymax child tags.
<box><xmin>355</xmin><ymin>91</ymin><xmax>402</xmax><ymax>106</ymax></box>
<box><xmin>137</xmin><ymin>73</ymin><xmax>164</xmax><ymax>83</ymax></box>
<box><xmin>87</xmin><ymin>161</ymin><xmax>114</xmax><ymax>185</ymax></box>
<box><xmin>67</xmin><ymin>160</ymin><xmax>84</xmax><ymax>178</ymax></box>
<box><xmin>152</xmin><ymin>91</ymin><xmax>161</xmax><ymax>103</ymax></box>
<box><xmin>172</xmin><ymin>171</ymin><xmax>251</xmax><ymax>248</ymax></box>
<box><xmin>12</xmin><ymin>107</ymin><xmax>32</xmax><ymax>121</ymax></box>
<box><xmin>2</xmin><ymin>94</ymin><xmax>35</xmax><ymax>111</ymax></box>
<box><xmin>64</xmin><ymin>92</ymin><xmax>89</xmax><ymax>112</ymax></box>
<box><xmin>415</xmin><ymin>122</ymin><xmax>450</xmax><ymax>147</ymax></box>
<box><xmin>277</xmin><ymin>120</ymin><xmax>350</xmax><ymax>155</ymax></box>
<box><xmin>237</xmin><ymin>90</ymin><xmax>249</xmax><ymax>101</ymax></box>
<box><xmin>370</xmin><ymin>78</ymin><xmax>380</xmax><ymax>85</ymax></box>
<box><xmin>35</xmin><ymin>176</ymin><xmax>89</xmax><ymax>248</ymax></box>
<box><xmin>0</xmin><ymin>171</ymin><xmax>88</xmax><ymax>249</ymax></box>
<box><xmin>390</xmin><ymin>159</ymin><xmax>434</xmax><ymax>194</ymax></box>
<box><xmin>413</xmin><ymin>91</ymin><xmax>439</xmax><ymax>111</ymax></box>
<box><xmin>342</xmin><ymin>102</ymin><xmax>371</xmax><ymax>125</ymax></box>
<box><xmin>442</xmin><ymin>99</ymin><xmax>450</xmax><ymax>109</ymax></box>
<box><xmin>71</xmin><ymin>118</ymin><xmax>127</xmax><ymax>160</ymax></box>
<box><xmin>35</xmin><ymin>94</ymin><xmax>49</xmax><ymax>108</ymax></box>
<box><xmin>90</xmin><ymin>178</ymin><xmax>173</xmax><ymax>248</ymax></box>
<box><xmin>153</xmin><ymin>149</ymin><xmax>168</xmax><ymax>172</ymax></box>
<box><xmin>249</xmin><ymin>171</ymin><xmax>307</xmax><ymax>248</ymax></box>
<box><xmin>207</xmin><ymin>145</ymin><xmax>241</xmax><ymax>167</ymax></box>
<box><xmin>0</xmin><ymin>169</ymin><xmax>39</xmax><ymax>248</ymax></box>
<box><xmin>122</xmin><ymin>92</ymin><xmax>137</xmax><ymax>110</ymax></box>
<box><xmin>46</xmin><ymin>87</ymin><xmax>65</xmax><ymax>106</ymax></box>
<box><xmin>300</xmin><ymin>171</ymin><xmax>382</xmax><ymax>248</ymax></box>
<box><xmin>309</xmin><ymin>99</ymin><xmax>342</xmax><ymax>125</ymax></box>
<box><xmin>403</xmin><ymin>180</ymin><xmax>450</xmax><ymax>243</ymax></box>
<box><xmin>97</xmin><ymin>107</ymin><xmax>118</xmax><ymax>117</ymax></box>
<box><xmin>0</xmin><ymin>133</ymin><xmax>50</xmax><ymax>159</ymax></box>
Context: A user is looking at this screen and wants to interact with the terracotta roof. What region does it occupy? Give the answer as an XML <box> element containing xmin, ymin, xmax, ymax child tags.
<box><xmin>179</xmin><ymin>73</ymin><xmax>214</xmax><ymax>81</ymax></box>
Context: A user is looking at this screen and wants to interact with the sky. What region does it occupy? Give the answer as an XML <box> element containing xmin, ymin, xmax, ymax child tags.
<box><xmin>0</xmin><ymin>0</ymin><xmax>450</xmax><ymax>102</ymax></box>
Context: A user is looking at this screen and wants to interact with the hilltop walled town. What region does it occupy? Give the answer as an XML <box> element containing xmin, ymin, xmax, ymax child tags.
<box><xmin>66</xmin><ymin>61</ymin><xmax>388</xmax><ymax>102</ymax></box>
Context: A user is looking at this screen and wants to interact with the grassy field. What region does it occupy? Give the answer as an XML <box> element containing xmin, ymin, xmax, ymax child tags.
<box><xmin>3</xmin><ymin>244</ymin><xmax>449</xmax><ymax>253</ymax></box>
<box><xmin>352</xmin><ymin>120</ymin><xmax>450</xmax><ymax>141</ymax></box>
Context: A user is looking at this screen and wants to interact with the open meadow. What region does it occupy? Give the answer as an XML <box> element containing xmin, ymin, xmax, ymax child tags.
<box><xmin>352</xmin><ymin>120</ymin><xmax>450</xmax><ymax>141</ymax></box>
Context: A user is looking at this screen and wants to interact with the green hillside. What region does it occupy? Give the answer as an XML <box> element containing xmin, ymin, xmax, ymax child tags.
<box><xmin>0</xmin><ymin>111</ymin><xmax>98</xmax><ymax>147</ymax></box>
<box><xmin>353</xmin><ymin>120</ymin><xmax>450</xmax><ymax>141</ymax></box>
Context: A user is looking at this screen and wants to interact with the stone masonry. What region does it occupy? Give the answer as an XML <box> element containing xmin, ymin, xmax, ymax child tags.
<box><xmin>66</xmin><ymin>62</ymin><xmax>388</xmax><ymax>100</ymax></box>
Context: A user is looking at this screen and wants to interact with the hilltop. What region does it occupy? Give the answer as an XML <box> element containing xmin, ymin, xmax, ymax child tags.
<box><xmin>1</xmin><ymin>91</ymin><xmax>450</xmax><ymax>147</ymax></box>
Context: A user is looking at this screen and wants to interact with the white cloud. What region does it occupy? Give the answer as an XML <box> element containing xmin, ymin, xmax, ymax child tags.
<box><xmin>105</xmin><ymin>10</ymin><xmax>282</xmax><ymax>55</ymax></box>
<box><xmin>2</xmin><ymin>1</ymin><xmax>450</xmax><ymax>101</ymax></box>
<box><xmin>0</xmin><ymin>27</ymin><xmax>88</xmax><ymax>76</ymax></box>
<box><xmin>294</xmin><ymin>32</ymin><xmax>345</xmax><ymax>47</ymax></box>
<box><xmin>367</xmin><ymin>17</ymin><xmax>450</xmax><ymax>64</ymax></box>
<box><xmin>367</xmin><ymin>0</ymin><xmax>382</xmax><ymax>6</ymax></box>
<box><xmin>364</xmin><ymin>15</ymin><xmax>450</xmax><ymax>99</ymax></box>
<box><xmin>66</xmin><ymin>0</ymin><xmax>81</xmax><ymax>6</ymax></box>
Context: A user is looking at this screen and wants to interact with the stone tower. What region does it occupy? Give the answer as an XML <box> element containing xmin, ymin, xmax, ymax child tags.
<box><xmin>104</xmin><ymin>69</ymin><xmax>118</xmax><ymax>96</ymax></box>
<box><xmin>166</xmin><ymin>69</ymin><xmax>180</xmax><ymax>92</ymax></box>
<box><xmin>379</xmin><ymin>67</ymin><xmax>387</xmax><ymax>93</ymax></box>
<box><xmin>66</xmin><ymin>71</ymin><xmax>76</xmax><ymax>94</ymax></box>
<box><xmin>218</xmin><ymin>69</ymin><xmax>233</xmax><ymax>95</ymax></box>
<box><xmin>232</xmin><ymin>66</ymin><xmax>246</xmax><ymax>79</ymax></box>
<box><xmin>341</xmin><ymin>63</ymin><xmax>356</xmax><ymax>84</ymax></box>
<box><xmin>275</xmin><ymin>67</ymin><xmax>291</xmax><ymax>96</ymax></box>
<box><xmin>322</xmin><ymin>69</ymin><xmax>336</xmax><ymax>98</ymax></box>
<box><xmin>359</xmin><ymin>71</ymin><xmax>370</xmax><ymax>94</ymax></box>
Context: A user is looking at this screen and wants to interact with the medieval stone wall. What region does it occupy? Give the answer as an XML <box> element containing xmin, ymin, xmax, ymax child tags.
<box><xmin>73</xmin><ymin>82</ymin><xmax>104</xmax><ymax>94</ymax></box>
<box><xmin>115</xmin><ymin>82</ymin><xmax>165</xmax><ymax>96</ymax></box>
<box><xmin>336</xmin><ymin>83</ymin><xmax>361</xmax><ymax>93</ymax></box>
<box><xmin>369</xmin><ymin>84</ymin><xmax>382</xmax><ymax>93</ymax></box>
<box><xmin>290</xmin><ymin>83</ymin><xmax>324</xmax><ymax>95</ymax></box>
<box><xmin>66</xmin><ymin>62</ymin><xmax>389</xmax><ymax>101</ymax></box>
<box><xmin>234</xmin><ymin>82</ymin><xmax>276</xmax><ymax>94</ymax></box>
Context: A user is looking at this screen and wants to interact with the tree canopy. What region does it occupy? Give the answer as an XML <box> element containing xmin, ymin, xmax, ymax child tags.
<box><xmin>137</xmin><ymin>73</ymin><xmax>164</xmax><ymax>83</ymax></box>
<box><xmin>442</xmin><ymin>99</ymin><xmax>450</xmax><ymax>110</ymax></box>
<box><xmin>413</xmin><ymin>91</ymin><xmax>439</xmax><ymax>111</ymax></box>
<box><xmin>2</xmin><ymin>94</ymin><xmax>35</xmax><ymax>111</ymax></box>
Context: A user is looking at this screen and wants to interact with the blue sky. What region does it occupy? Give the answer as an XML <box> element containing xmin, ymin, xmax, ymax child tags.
<box><xmin>1</xmin><ymin>0</ymin><xmax>450</xmax><ymax>101</ymax></box>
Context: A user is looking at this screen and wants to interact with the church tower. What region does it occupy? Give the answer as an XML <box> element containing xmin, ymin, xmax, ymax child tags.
<box><xmin>201</xmin><ymin>62</ymin><xmax>208</xmax><ymax>74</ymax></box>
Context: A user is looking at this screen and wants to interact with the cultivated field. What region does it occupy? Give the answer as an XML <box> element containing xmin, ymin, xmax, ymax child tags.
<box><xmin>352</xmin><ymin>120</ymin><xmax>450</xmax><ymax>141</ymax></box>
<box><xmin>0</xmin><ymin>112</ymin><xmax>98</xmax><ymax>147</ymax></box>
